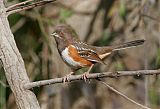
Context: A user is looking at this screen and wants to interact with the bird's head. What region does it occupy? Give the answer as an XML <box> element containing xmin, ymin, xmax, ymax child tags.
<box><xmin>51</xmin><ymin>24</ymin><xmax>78</xmax><ymax>44</ymax></box>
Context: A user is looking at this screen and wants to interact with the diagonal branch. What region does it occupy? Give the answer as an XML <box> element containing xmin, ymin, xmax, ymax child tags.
<box><xmin>141</xmin><ymin>13</ymin><xmax>160</xmax><ymax>22</ymax></box>
<box><xmin>24</xmin><ymin>69</ymin><xmax>160</xmax><ymax>89</ymax></box>
<box><xmin>98</xmin><ymin>80</ymin><xmax>150</xmax><ymax>109</ymax></box>
<box><xmin>6</xmin><ymin>0</ymin><xmax>57</xmax><ymax>16</ymax></box>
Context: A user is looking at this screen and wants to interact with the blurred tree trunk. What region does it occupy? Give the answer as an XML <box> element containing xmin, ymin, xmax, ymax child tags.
<box><xmin>0</xmin><ymin>1</ymin><xmax>40</xmax><ymax>109</ymax></box>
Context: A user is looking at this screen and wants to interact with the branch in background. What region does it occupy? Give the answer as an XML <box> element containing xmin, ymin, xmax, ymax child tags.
<box><xmin>141</xmin><ymin>1</ymin><xmax>151</xmax><ymax>106</ymax></box>
<box><xmin>6</xmin><ymin>0</ymin><xmax>57</xmax><ymax>15</ymax></box>
<box><xmin>0</xmin><ymin>80</ymin><xmax>9</xmax><ymax>87</ymax></box>
<box><xmin>98</xmin><ymin>80</ymin><xmax>150</xmax><ymax>109</ymax></box>
<box><xmin>24</xmin><ymin>69</ymin><xmax>160</xmax><ymax>89</ymax></box>
<box><xmin>141</xmin><ymin>13</ymin><xmax>160</xmax><ymax>22</ymax></box>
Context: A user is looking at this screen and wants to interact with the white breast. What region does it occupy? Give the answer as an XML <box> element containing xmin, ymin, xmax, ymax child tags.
<box><xmin>61</xmin><ymin>46</ymin><xmax>81</xmax><ymax>67</ymax></box>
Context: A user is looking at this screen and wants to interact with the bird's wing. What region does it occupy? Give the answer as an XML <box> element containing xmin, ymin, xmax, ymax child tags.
<box><xmin>74</xmin><ymin>42</ymin><xmax>105</xmax><ymax>64</ymax></box>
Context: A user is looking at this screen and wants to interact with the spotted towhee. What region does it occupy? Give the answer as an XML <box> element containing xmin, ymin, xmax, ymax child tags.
<box><xmin>51</xmin><ymin>24</ymin><xmax>145</xmax><ymax>82</ymax></box>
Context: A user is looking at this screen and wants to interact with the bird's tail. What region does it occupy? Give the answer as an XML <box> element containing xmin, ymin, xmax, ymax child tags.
<box><xmin>112</xmin><ymin>39</ymin><xmax>145</xmax><ymax>51</ymax></box>
<box><xmin>94</xmin><ymin>39</ymin><xmax>145</xmax><ymax>59</ymax></box>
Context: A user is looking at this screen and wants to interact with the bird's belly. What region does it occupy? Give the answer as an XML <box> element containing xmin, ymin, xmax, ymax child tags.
<box><xmin>61</xmin><ymin>47</ymin><xmax>82</xmax><ymax>67</ymax></box>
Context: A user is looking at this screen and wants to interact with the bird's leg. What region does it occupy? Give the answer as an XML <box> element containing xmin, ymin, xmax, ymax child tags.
<box><xmin>63</xmin><ymin>71</ymin><xmax>74</xmax><ymax>83</ymax></box>
<box><xmin>82</xmin><ymin>64</ymin><xmax>94</xmax><ymax>82</ymax></box>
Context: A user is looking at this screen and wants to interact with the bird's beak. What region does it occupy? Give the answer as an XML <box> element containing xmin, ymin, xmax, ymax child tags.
<box><xmin>51</xmin><ymin>32</ymin><xmax>62</xmax><ymax>39</ymax></box>
<box><xmin>51</xmin><ymin>32</ymin><xmax>57</xmax><ymax>37</ymax></box>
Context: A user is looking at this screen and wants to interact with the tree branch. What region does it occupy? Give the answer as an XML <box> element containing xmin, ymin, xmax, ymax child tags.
<box><xmin>24</xmin><ymin>69</ymin><xmax>160</xmax><ymax>89</ymax></box>
<box><xmin>6</xmin><ymin>0</ymin><xmax>57</xmax><ymax>16</ymax></box>
<box><xmin>7</xmin><ymin>0</ymin><xmax>34</xmax><ymax>10</ymax></box>
<box><xmin>141</xmin><ymin>13</ymin><xmax>160</xmax><ymax>22</ymax></box>
<box><xmin>0</xmin><ymin>1</ymin><xmax>40</xmax><ymax>109</ymax></box>
<box><xmin>98</xmin><ymin>80</ymin><xmax>150</xmax><ymax>109</ymax></box>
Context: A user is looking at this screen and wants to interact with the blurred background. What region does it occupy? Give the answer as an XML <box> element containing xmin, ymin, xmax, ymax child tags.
<box><xmin>1</xmin><ymin>0</ymin><xmax>160</xmax><ymax>109</ymax></box>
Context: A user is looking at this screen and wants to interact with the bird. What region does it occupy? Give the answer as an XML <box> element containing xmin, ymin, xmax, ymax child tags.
<box><xmin>51</xmin><ymin>24</ymin><xmax>145</xmax><ymax>82</ymax></box>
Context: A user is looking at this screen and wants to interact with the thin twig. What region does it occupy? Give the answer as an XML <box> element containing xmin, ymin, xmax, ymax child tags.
<box><xmin>6</xmin><ymin>0</ymin><xmax>56</xmax><ymax>16</ymax></box>
<box><xmin>98</xmin><ymin>80</ymin><xmax>151</xmax><ymax>109</ymax></box>
<box><xmin>7</xmin><ymin>0</ymin><xmax>52</xmax><ymax>13</ymax></box>
<box><xmin>7</xmin><ymin>0</ymin><xmax>34</xmax><ymax>11</ymax></box>
<box><xmin>24</xmin><ymin>69</ymin><xmax>160</xmax><ymax>89</ymax></box>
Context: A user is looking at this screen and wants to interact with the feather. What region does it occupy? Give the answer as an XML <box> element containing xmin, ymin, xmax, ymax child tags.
<box><xmin>112</xmin><ymin>39</ymin><xmax>145</xmax><ymax>51</ymax></box>
<box><xmin>74</xmin><ymin>44</ymin><xmax>106</xmax><ymax>64</ymax></box>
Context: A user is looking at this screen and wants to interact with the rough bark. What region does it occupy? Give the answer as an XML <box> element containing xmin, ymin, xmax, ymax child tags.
<box><xmin>0</xmin><ymin>1</ymin><xmax>40</xmax><ymax>109</ymax></box>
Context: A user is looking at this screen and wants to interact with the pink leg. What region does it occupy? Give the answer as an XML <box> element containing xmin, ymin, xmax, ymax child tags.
<box><xmin>63</xmin><ymin>71</ymin><xmax>74</xmax><ymax>83</ymax></box>
<box><xmin>82</xmin><ymin>64</ymin><xmax>94</xmax><ymax>82</ymax></box>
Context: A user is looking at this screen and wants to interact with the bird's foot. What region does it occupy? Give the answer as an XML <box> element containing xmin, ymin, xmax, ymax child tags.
<box><xmin>81</xmin><ymin>64</ymin><xmax>94</xmax><ymax>83</ymax></box>
<box><xmin>63</xmin><ymin>72</ymin><xmax>74</xmax><ymax>83</ymax></box>
<box><xmin>81</xmin><ymin>72</ymin><xmax>89</xmax><ymax>83</ymax></box>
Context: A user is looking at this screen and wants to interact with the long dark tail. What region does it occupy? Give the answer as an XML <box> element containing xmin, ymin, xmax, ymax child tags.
<box><xmin>112</xmin><ymin>39</ymin><xmax>145</xmax><ymax>51</ymax></box>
